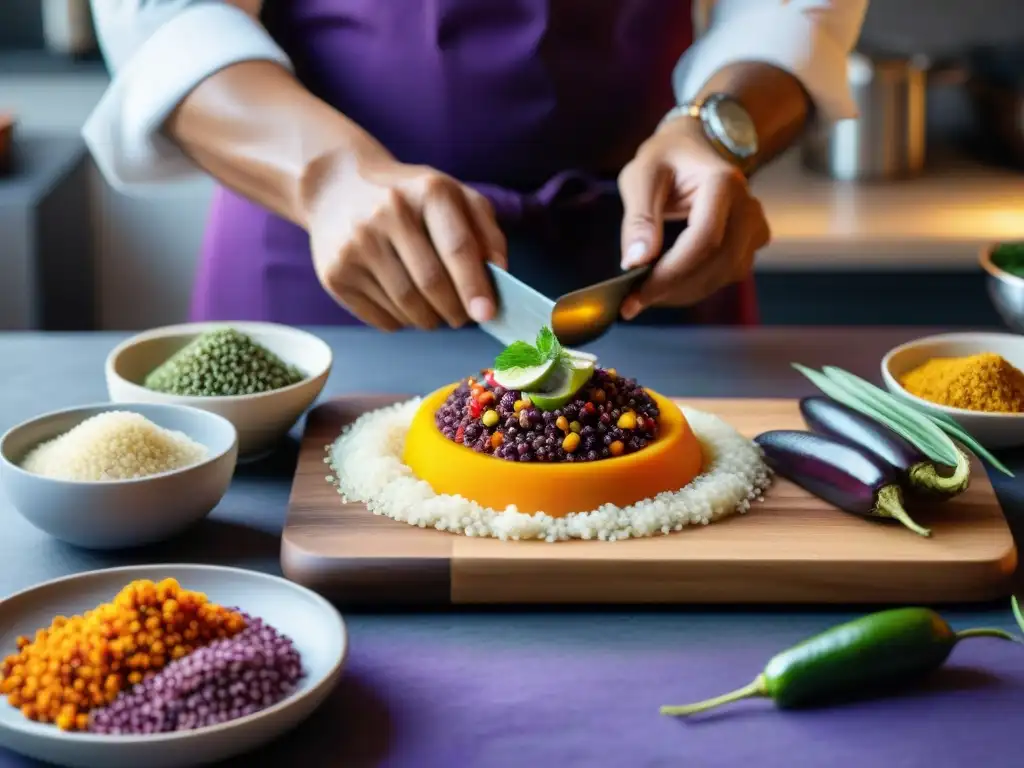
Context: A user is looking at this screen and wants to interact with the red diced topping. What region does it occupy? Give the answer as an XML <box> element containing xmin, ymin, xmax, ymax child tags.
<box><xmin>470</xmin><ymin>399</ymin><xmax>484</xmax><ymax>419</ymax></box>
<box><xmin>484</xmin><ymin>370</ymin><xmax>497</xmax><ymax>387</ymax></box>
<box><xmin>456</xmin><ymin>425</ymin><xmax>465</xmax><ymax>443</ymax></box>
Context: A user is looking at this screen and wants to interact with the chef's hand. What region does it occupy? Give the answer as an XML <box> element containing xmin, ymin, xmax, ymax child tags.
<box><xmin>305</xmin><ymin>149</ymin><xmax>506</xmax><ymax>331</ymax></box>
<box><xmin>616</xmin><ymin>115</ymin><xmax>770</xmax><ymax>320</ymax></box>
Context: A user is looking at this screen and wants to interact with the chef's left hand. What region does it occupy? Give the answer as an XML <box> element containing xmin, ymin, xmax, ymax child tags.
<box><xmin>616</xmin><ymin>115</ymin><xmax>771</xmax><ymax>320</ymax></box>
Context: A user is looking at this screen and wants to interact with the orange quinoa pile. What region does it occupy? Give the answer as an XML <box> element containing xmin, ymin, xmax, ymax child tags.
<box><xmin>0</xmin><ymin>578</ymin><xmax>245</xmax><ymax>731</ymax></box>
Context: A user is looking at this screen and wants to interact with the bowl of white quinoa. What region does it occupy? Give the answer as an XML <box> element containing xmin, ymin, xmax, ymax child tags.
<box><xmin>0</xmin><ymin>403</ymin><xmax>237</xmax><ymax>549</ymax></box>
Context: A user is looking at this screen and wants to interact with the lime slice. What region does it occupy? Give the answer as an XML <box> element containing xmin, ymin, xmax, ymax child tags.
<box><xmin>492</xmin><ymin>357</ymin><xmax>556</xmax><ymax>391</ymax></box>
<box><xmin>526</xmin><ymin>358</ymin><xmax>595</xmax><ymax>411</ymax></box>
<box><xmin>563</xmin><ymin>348</ymin><xmax>598</xmax><ymax>364</ymax></box>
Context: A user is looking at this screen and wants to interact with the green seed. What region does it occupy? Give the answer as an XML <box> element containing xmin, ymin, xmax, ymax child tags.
<box><xmin>143</xmin><ymin>328</ymin><xmax>306</xmax><ymax>397</ymax></box>
<box><xmin>481</xmin><ymin>409</ymin><xmax>499</xmax><ymax>427</ymax></box>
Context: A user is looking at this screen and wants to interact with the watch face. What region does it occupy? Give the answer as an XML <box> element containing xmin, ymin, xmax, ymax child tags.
<box><xmin>707</xmin><ymin>96</ymin><xmax>758</xmax><ymax>159</ymax></box>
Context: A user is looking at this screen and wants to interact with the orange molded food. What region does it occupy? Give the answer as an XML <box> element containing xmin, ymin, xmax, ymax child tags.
<box><xmin>403</xmin><ymin>384</ymin><xmax>703</xmax><ymax>517</ymax></box>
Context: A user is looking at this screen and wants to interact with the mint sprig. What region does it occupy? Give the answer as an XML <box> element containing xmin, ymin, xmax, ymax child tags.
<box><xmin>494</xmin><ymin>341</ymin><xmax>544</xmax><ymax>370</ymax></box>
<box><xmin>535</xmin><ymin>327</ymin><xmax>561</xmax><ymax>360</ymax></box>
<box><xmin>494</xmin><ymin>326</ymin><xmax>563</xmax><ymax>371</ymax></box>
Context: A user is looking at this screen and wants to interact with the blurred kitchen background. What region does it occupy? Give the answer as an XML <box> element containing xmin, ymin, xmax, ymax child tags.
<box><xmin>1</xmin><ymin>0</ymin><xmax>1023</xmax><ymax>332</ymax></box>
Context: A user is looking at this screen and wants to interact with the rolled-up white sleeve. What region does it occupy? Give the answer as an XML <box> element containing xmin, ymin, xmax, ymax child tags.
<box><xmin>675</xmin><ymin>0</ymin><xmax>868</xmax><ymax>122</ymax></box>
<box><xmin>82</xmin><ymin>1</ymin><xmax>292</xmax><ymax>192</ymax></box>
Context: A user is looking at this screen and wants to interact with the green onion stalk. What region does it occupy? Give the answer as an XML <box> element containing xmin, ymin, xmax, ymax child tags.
<box><xmin>793</xmin><ymin>364</ymin><xmax>1013</xmax><ymax>479</ymax></box>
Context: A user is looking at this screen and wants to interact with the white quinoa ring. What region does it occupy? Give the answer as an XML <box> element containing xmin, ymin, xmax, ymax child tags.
<box><xmin>325</xmin><ymin>398</ymin><xmax>772</xmax><ymax>542</ymax></box>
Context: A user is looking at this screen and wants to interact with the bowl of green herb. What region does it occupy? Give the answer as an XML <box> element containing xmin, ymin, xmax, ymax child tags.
<box><xmin>981</xmin><ymin>242</ymin><xmax>1024</xmax><ymax>334</ymax></box>
<box><xmin>105</xmin><ymin>323</ymin><xmax>332</xmax><ymax>458</ymax></box>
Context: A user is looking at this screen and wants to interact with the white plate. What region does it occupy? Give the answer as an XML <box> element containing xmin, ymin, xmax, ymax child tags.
<box><xmin>0</xmin><ymin>565</ymin><xmax>347</xmax><ymax>768</ymax></box>
<box><xmin>881</xmin><ymin>331</ymin><xmax>1024</xmax><ymax>450</ymax></box>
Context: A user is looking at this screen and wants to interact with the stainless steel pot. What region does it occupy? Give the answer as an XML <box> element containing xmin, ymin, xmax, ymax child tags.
<box><xmin>40</xmin><ymin>0</ymin><xmax>96</xmax><ymax>57</ymax></box>
<box><xmin>801</xmin><ymin>52</ymin><xmax>958</xmax><ymax>182</ymax></box>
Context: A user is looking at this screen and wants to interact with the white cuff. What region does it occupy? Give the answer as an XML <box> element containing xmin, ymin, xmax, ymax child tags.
<box><xmin>673</xmin><ymin>4</ymin><xmax>863</xmax><ymax>124</ymax></box>
<box><xmin>82</xmin><ymin>3</ymin><xmax>292</xmax><ymax>194</ymax></box>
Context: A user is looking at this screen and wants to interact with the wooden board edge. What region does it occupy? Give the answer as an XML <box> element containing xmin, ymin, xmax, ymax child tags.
<box><xmin>280</xmin><ymin>534</ymin><xmax>452</xmax><ymax>606</ymax></box>
<box><xmin>276</xmin><ymin>527</ymin><xmax>1018</xmax><ymax>607</ymax></box>
<box><xmin>448</xmin><ymin>545</ymin><xmax>1019</xmax><ymax>605</ymax></box>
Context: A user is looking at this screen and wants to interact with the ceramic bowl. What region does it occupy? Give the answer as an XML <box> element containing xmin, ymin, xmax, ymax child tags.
<box><xmin>105</xmin><ymin>322</ymin><xmax>333</xmax><ymax>458</ymax></box>
<box><xmin>0</xmin><ymin>403</ymin><xmax>237</xmax><ymax>549</ymax></box>
<box><xmin>980</xmin><ymin>242</ymin><xmax>1024</xmax><ymax>334</ymax></box>
<box><xmin>0</xmin><ymin>564</ymin><xmax>347</xmax><ymax>768</ymax></box>
<box><xmin>881</xmin><ymin>331</ymin><xmax>1024</xmax><ymax>450</ymax></box>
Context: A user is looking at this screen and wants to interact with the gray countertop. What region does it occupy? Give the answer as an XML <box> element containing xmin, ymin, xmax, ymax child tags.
<box><xmin>1</xmin><ymin>326</ymin><xmax>1023</xmax><ymax>768</ymax></box>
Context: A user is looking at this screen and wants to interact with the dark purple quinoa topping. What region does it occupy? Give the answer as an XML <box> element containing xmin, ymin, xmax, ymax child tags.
<box><xmin>434</xmin><ymin>367</ymin><xmax>660</xmax><ymax>463</ymax></box>
<box><xmin>88</xmin><ymin>612</ymin><xmax>304</xmax><ymax>735</ymax></box>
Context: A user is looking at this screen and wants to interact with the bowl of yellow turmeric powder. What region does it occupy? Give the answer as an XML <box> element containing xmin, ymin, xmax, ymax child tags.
<box><xmin>882</xmin><ymin>332</ymin><xmax>1024</xmax><ymax>449</ymax></box>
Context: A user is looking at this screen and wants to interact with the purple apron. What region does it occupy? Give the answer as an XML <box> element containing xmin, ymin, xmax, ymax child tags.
<box><xmin>190</xmin><ymin>0</ymin><xmax>758</xmax><ymax>327</ymax></box>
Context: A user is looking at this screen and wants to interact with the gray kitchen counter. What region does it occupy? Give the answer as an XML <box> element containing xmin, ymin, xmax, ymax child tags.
<box><xmin>1</xmin><ymin>326</ymin><xmax>1023</xmax><ymax>768</ymax></box>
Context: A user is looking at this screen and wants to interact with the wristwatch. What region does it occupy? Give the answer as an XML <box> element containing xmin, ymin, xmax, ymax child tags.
<box><xmin>662</xmin><ymin>93</ymin><xmax>759</xmax><ymax>174</ymax></box>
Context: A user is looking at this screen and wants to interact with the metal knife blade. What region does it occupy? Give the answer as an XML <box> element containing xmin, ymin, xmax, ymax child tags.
<box><xmin>479</xmin><ymin>264</ymin><xmax>555</xmax><ymax>348</ymax></box>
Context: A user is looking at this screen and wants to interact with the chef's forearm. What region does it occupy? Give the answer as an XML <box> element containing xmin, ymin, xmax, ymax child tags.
<box><xmin>695</xmin><ymin>62</ymin><xmax>811</xmax><ymax>174</ymax></box>
<box><xmin>164</xmin><ymin>60</ymin><xmax>389</xmax><ymax>226</ymax></box>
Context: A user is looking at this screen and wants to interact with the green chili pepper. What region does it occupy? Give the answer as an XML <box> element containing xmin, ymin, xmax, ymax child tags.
<box><xmin>660</xmin><ymin>607</ymin><xmax>1020</xmax><ymax>716</ymax></box>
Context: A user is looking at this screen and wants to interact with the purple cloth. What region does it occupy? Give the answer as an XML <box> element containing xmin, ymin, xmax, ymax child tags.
<box><xmin>191</xmin><ymin>1</ymin><xmax>755</xmax><ymax>326</ymax></box>
<box><xmin>2</xmin><ymin>617</ymin><xmax>1017</xmax><ymax>767</ymax></box>
<box><xmin>215</xmin><ymin>613</ymin><xmax>1024</xmax><ymax>767</ymax></box>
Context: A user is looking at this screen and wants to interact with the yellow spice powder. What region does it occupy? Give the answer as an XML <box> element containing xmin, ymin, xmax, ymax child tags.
<box><xmin>899</xmin><ymin>352</ymin><xmax>1024</xmax><ymax>413</ymax></box>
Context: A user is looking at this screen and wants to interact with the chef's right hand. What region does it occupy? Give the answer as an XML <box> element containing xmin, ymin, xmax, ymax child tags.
<box><xmin>303</xmin><ymin>149</ymin><xmax>507</xmax><ymax>331</ymax></box>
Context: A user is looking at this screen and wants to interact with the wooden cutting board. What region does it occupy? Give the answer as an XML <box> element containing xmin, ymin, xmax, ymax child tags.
<box><xmin>281</xmin><ymin>396</ymin><xmax>1016</xmax><ymax>606</ymax></box>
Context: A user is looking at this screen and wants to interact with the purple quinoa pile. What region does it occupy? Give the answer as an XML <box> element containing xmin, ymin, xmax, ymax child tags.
<box><xmin>88</xmin><ymin>612</ymin><xmax>304</xmax><ymax>735</ymax></box>
<box><xmin>434</xmin><ymin>367</ymin><xmax>660</xmax><ymax>463</ymax></box>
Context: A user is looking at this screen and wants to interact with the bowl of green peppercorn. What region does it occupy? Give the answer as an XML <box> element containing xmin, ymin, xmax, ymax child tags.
<box><xmin>105</xmin><ymin>322</ymin><xmax>333</xmax><ymax>458</ymax></box>
<box><xmin>981</xmin><ymin>242</ymin><xmax>1024</xmax><ymax>334</ymax></box>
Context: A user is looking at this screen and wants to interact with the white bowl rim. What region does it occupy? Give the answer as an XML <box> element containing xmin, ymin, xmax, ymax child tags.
<box><xmin>105</xmin><ymin>322</ymin><xmax>334</xmax><ymax>404</ymax></box>
<box><xmin>980</xmin><ymin>242</ymin><xmax>1024</xmax><ymax>288</ymax></box>
<box><xmin>0</xmin><ymin>563</ymin><xmax>348</xmax><ymax>745</ymax></box>
<box><xmin>0</xmin><ymin>401</ymin><xmax>239</xmax><ymax>487</ymax></box>
<box><xmin>881</xmin><ymin>331</ymin><xmax>1024</xmax><ymax>421</ymax></box>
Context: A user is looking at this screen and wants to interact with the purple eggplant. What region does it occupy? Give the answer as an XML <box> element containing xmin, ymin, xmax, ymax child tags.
<box><xmin>754</xmin><ymin>429</ymin><xmax>931</xmax><ymax>537</ymax></box>
<box><xmin>799</xmin><ymin>396</ymin><xmax>969</xmax><ymax>499</ymax></box>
